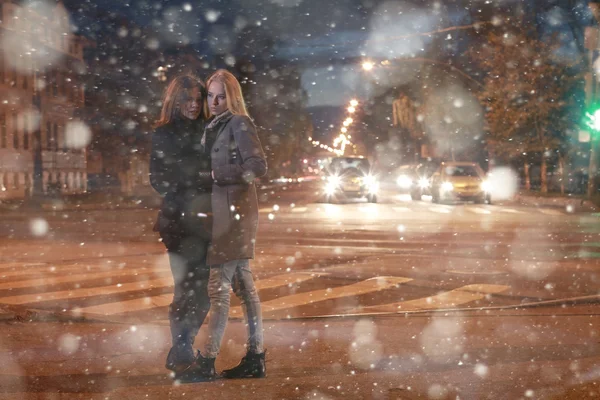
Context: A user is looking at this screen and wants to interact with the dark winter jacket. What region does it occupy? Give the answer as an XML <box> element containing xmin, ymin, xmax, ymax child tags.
<box><xmin>205</xmin><ymin>112</ymin><xmax>267</xmax><ymax>265</ymax></box>
<box><xmin>149</xmin><ymin>118</ymin><xmax>213</xmax><ymax>250</ymax></box>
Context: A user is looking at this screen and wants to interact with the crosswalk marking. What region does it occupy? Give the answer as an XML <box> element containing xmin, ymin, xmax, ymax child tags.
<box><xmin>0</xmin><ymin>262</ymin><xmax>47</xmax><ymax>271</ymax></box>
<box><xmin>229</xmin><ymin>276</ymin><xmax>412</xmax><ymax>316</ymax></box>
<box><xmin>0</xmin><ymin>268</ymin><xmax>167</xmax><ymax>290</ymax></box>
<box><xmin>357</xmin><ymin>284</ymin><xmax>509</xmax><ymax>313</ymax></box>
<box><xmin>469</xmin><ymin>207</ymin><xmax>491</xmax><ymax>215</ymax></box>
<box><xmin>429</xmin><ymin>207</ymin><xmax>451</xmax><ymax>214</ymax></box>
<box><xmin>79</xmin><ymin>272</ymin><xmax>328</xmax><ymax>316</ymax></box>
<box><xmin>0</xmin><ymin>277</ymin><xmax>173</xmax><ymax>305</ymax></box>
<box><xmin>539</xmin><ymin>209</ymin><xmax>564</xmax><ymax>216</ymax></box>
<box><xmin>500</xmin><ymin>208</ymin><xmax>523</xmax><ymax>214</ymax></box>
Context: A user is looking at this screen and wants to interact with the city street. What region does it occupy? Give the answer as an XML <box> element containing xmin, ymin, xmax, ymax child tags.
<box><xmin>0</xmin><ymin>183</ymin><xmax>599</xmax><ymax>398</ymax></box>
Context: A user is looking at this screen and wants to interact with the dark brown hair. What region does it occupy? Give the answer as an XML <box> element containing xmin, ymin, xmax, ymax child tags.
<box><xmin>155</xmin><ymin>74</ymin><xmax>209</xmax><ymax>127</ymax></box>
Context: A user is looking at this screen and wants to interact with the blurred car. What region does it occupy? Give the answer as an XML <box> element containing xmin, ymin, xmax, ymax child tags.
<box><xmin>430</xmin><ymin>161</ymin><xmax>491</xmax><ymax>204</ymax></box>
<box><xmin>321</xmin><ymin>156</ymin><xmax>378</xmax><ymax>203</ymax></box>
<box><xmin>394</xmin><ymin>163</ymin><xmax>437</xmax><ymax>200</ymax></box>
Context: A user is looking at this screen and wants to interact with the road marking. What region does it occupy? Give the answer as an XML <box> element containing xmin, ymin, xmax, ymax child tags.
<box><xmin>392</xmin><ymin>207</ymin><xmax>411</xmax><ymax>213</ymax></box>
<box><xmin>429</xmin><ymin>207</ymin><xmax>451</xmax><ymax>214</ymax></box>
<box><xmin>0</xmin><ymin>268</ymin><xmax>168</xmax><ymax>290</ymax></box>
<box><xmin>291</xmin><ymin>207</ymin><xmax>308</xmax><ymax>213</ymax></box>
<box><xmin>229</xmin><ymin>276</ymin><xmax>412</xmax><ymax>316</ymax></box>
<box><xmin>79</xmin><ymin>272</ymin><xmax>328</xmax><ymax>316</ymax></box>
<box><xmin>469</xmin><ymin>207</ymin><xmax>491</xmax><ymax>215</ymax></box>
<box><xmin>0</xmin><ymin>277</ymin><xmax>174</xmax><ymax>305</ymax></box>
<box><xmin>539</xmin><ymin>209</ymin><xmax>564</xmax><ymax>216</ymax></box>
<box><xmin>447</xmin><ymin>270</ymin><xmax>506</xmax><ymax>276</ymax></box>
<box><xmin>0</xmin><ymin>262</ymin><xmax>47</xmax><ymax>271</ymax></box>
<box><xmin>500</xmin><ymin>208</ymin><xmax>523</xmax><ymax>214</ymax></box>
<box><xmin>357</xmin><ymin>284</ymin><xmax>509</xmax><ymax>313</ymax></box>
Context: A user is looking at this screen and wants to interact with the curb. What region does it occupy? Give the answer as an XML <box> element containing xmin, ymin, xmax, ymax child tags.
<box><xmin>512</xmin><ymin>194</ymin><xmax>598</xmax><ymax>211</ymax></box>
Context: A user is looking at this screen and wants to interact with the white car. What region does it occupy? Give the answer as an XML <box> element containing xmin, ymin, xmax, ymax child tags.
<box><xmin>321</xmin><ymin>157</ymin><xmax>378</xmax><ymax>203</ymax></box>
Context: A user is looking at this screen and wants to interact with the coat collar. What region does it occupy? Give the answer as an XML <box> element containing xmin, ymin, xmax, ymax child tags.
<box><xmin>206</xmin><ymin>110</ymin><xmax>234</xmax><ymax>130</ymax></box>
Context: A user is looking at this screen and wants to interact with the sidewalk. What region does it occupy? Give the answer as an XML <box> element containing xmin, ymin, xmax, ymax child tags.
<box><xmin>511</xmin><ymin>192</ymin><xmax>598</xmax><ymax>212</ymax></box>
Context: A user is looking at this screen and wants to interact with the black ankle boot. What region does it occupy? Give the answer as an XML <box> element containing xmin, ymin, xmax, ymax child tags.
<box><xmin>222</xmin><ymin>350</ymin><xmax>266</xmax><ymax>379</ymax></box>
<box><xmin>165</xmin><ymin>344</ymin><xmax>195</xmax><ymax>373</ymax></box>
<box><xmin>176</xmin><ymin>351</ymin><xmax>217</xmax><ymax>382</ymax></box>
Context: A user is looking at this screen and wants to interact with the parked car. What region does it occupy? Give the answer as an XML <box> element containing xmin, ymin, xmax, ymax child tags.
<box><xmin>321</xmin><ymin>156</ymin><xmax>378</xmax><ymax>203</ymax></box>
<box><xmin>430</xmin><ymin>161</ymin><xmax>491</xmax><ymax>204</ymax></box>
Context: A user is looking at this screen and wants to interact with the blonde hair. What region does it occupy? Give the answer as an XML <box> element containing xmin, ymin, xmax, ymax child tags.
<box><xmin>206</xmin><ymin>69</ymin><xmax>249</xmax><ymax>117</ymax></box>
<box><xmin>155</xmin><ymin>74</ymin><xmax>209</xmax><ymax>127</ymax></box>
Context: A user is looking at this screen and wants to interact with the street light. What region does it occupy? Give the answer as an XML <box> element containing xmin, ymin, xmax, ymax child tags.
<box><xmin>362</xmin><ymin>61</ymin><xmax>374</xmax><ymax>71</ymax></box>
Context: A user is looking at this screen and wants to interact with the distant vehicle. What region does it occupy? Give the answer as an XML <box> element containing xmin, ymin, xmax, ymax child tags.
<box><xmin>394</xmin><ymin>163</ymin><xmax>437</xmax><ymax>200</ymax></box>
<box><xmin>430</xmin><ymin>161</ymin><xmax>491</xmax><ymax>204</ymax></box>
<box><xmin>321</xmin><ymin>156</ymin><xmax>378</xmax><ymax>203</ymax></box>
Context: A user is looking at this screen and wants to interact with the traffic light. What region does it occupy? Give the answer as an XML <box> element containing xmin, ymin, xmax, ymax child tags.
<box><xmin>585</xmin><ymin>107</ymin><xmax>600</xmax><ymax>133</ymax></box>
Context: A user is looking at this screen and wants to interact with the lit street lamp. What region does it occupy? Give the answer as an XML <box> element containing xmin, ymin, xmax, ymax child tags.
<box><xmin>361</xmin><ymin>61</ymin><xmax>374</xmax><ymax>71</ymax></box>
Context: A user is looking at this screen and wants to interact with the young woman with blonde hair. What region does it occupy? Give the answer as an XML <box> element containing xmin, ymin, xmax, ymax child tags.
<box><xmin>192</xmin><ymin>69</ymin><xmax>268</xmax><ymax>380</ymax></box>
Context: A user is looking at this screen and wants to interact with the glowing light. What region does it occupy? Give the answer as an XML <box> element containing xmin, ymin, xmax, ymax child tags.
<box><xmin>350</xmin><ymin>99</ymin><xmax>359</xmax><ymax>107</ymax></box>
<box><xmin>362</xmin><ymin>61</ymin><xmax>374</xmax><ymax>71</ymax></box>
<box><xmin>347</xmin><ymin>106</ymin><xmax>356</xmax><ymax>113</ymax></box>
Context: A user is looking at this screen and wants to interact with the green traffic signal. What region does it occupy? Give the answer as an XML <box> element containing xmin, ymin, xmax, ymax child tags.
<box><xmin>585</xmin><ymin>108</ymin><xmax>600</xmax><ymax>132</ymax></box>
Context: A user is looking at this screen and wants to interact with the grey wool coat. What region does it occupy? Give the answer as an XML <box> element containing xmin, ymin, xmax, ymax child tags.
<box><xmin>205</xmin><ymin>112</ymin><xmax>267</xmax><ymax>265</ymax></box>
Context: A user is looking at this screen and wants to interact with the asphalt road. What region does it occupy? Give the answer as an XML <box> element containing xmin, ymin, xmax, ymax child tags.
<box><xmin>1</xmin><ymin>183</ymin><xmax>599</xmax><ymax>399</ymax></box>
<box><xmin>0</xmin><ymin>182</ymin><xmax>598</xmax><ymax>322</ymax></box>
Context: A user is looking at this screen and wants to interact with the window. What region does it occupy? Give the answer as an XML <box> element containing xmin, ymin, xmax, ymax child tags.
<box><xmin>12</xmin><ymin>114</ymin><xmax>18</xmax><ymax>149</ymax></box>
<box><xmin>61</xmin><ymin>125</ymin><xmax>67</xmax><ymax>152</ymax></box>
<box><xmin>23</xmin><ymin>118</ymin><xmax>29</xmax><ymax>150</ymax></box>
<box><xmin>0</xmin><ymin>114</ymin><xmax>6</xmax><ymax>148</ymax></box>
<box><xmin>46</xmin><ymin>121</ymin><xmax>52</xmax><ymax>150</ymax></box>
<box><xmin>53</xmin><ymin>123</ymin><xmax>58</xmax><ymax>150</ymax></box>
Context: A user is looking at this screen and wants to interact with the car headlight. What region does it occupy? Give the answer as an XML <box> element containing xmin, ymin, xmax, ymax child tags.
<box><xmin>396</xmin><ymin>175</ymin><xmax>412</xmax><ymax>189</ymax></box>
<box><xmin>418</xmin><ymin>178</ymin><xmax>430</xmax><ymax>189</ymax></box>
<box><xmin>327</xmin><ymin>175</ymin><xmax>341</xmax><ymax>186</ymax></box>
<box><xmin>363</xmin><ymin>175</ymin><xmax>379</xmax><ymax>193</ymax></box>
<box><xmin>363</xmin><ymin>175</ymin><xmax>377</xmax><ymax>187</ymax></box>
<box><xmin>367</xmin><ymin>182</ymin><xmax>379</xmax><ymax>193</ymax></box>
<box><xmin>324</xmin><ymin>181</ymin><xmax>338</xmax><ymax>195</ymax></box>
<box><xmin>481</xmin><ymin>180</ymin><xmax>491</xmax><ymax>192</ymax></box>
<box><xmin>441</xmin><ymin>182</ymin><xmax>454</xmax><ymax>192</ymax></box>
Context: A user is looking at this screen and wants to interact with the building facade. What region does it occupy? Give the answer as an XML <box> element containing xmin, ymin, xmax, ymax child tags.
<box><xmin>0</xmin><ymin>0</ymin><xmax>88</xmax><ymax>199</ymax></box>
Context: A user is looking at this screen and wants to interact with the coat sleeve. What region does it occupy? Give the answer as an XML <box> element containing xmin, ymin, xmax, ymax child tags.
<box><xmin>213</xmin><ymin>116</ymin><xmax>267</xmax><ymax>185</ymax></box>
<box><xmin>149</xmin><ymin>130</ymin><xmax>175</xmax><ymax>196</ymax></box>
<box><xmin>149</xmin><ymin>129</ymin><xmax>214</xmax><ymax>196</ymax></box>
